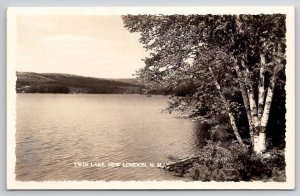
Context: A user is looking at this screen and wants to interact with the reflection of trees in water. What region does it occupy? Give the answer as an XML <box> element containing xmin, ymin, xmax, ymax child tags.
<box><xmin>192</xmin><ymin>121</ymin><xmax>211</xmax><ymax>150</ymax></box>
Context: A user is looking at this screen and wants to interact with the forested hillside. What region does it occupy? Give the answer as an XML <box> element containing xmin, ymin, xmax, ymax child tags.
<box><xmin>16</xmin><ymin>72</ymin><xmax>142</xmax><ymax>94</ymax></box>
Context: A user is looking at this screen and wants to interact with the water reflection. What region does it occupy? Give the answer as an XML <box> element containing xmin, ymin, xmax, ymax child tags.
<box><xmin>16</xmin><ymin>94</ymin><xmax>209</xmax><ymax>181</ymax></box>
<box><xmin>192</xmin><ymin>121</ymin><xmax>211</xmax><ymax>150</ymax></box>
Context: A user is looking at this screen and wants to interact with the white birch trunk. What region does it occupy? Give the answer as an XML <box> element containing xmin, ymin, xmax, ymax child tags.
<box><xmin>234</xmin><ymin>64</ymin><xmax>254</xmax><ymax>143</ymax></box>
<box><xmin>240</xmin><ymin>59</ymin><xmax>268</xmax><ymax>154</ymax></box>
<box><xmin>260</xmin><ymin>66</ymin><xmax>277</xmax><ymax>126</ymax></box>
<box><xmin>241</xmin><ymin>60</ymin><xmax>259</xmax><ymax>126</ymax></box>
<box><xmin>236</xmin><ymin>17</ymin><xmax>262</xmax><ymax>152</ymax></box>
<box><xmin>258</xmin><ymin>54</ymin><xmax>266</xmax><ymax>120</ymax></box>
<box><xmin>209</xmin><ymin>67</ymin><xmax>246</xmax><ymax>149</ymax></box>
<box><xmin>253</xmin><ymin>132</ymin><xmax>266</xmax><ymax>154</ymax></box>
<box><xmin>241</xmin><ymin>59</ymin><xmax>261</xmax><ymax>151</ymax></box>
<box><xmin>255</xmin><ymin>65</ymin><xmax>277</xmax><ymax>153</ymax></box>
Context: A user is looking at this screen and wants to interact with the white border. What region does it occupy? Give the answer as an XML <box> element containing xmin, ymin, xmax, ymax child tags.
<box><xmin>6</xmin><ymin>7</ymin><xmax>295</xmax><ymax>190</ymax></box>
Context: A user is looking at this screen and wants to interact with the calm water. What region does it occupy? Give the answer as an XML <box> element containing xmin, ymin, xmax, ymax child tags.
<box><xmin>16</xmin><ymin>94</ymin><xmax>208</xmax><ymax>181</ymax></box>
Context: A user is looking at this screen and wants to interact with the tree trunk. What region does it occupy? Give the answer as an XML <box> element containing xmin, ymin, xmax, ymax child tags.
<box><xmin>241</xmin><ymin>60</ymin><xmax>259</xmax><ymax>123</ymax></box>
<box><xmin>240</xmin><ymin>59</ymin><xmax>268</xmax><ymax>154</ymax></box>
<box><xmin>251</xmin><ymin>54</ymin><xmax>271</xmax><ymax>154</ymax></box>
<box><xmin>255</xmin><ymin>65</ymin><xmax>277</xmax><ymax>153</ymax></box>
<box><xmin>261</xmin><ymin>46</ymin><xmax>281</xmax><ymax>129</ymax></box>
<box><xmin>234</xmin><ymin>64</ymin><xmax>254</xmax><ymax>143</ymax></box>
<box><xmin>209</xmin><ymin>67</ymin><xmax>246</xmax><ymax>149</ymax></box>
<box><xmin>253</xmin><ymin>132</ymin><xmax>266</xmax><ymax>154</ymax></box>
<box><xmin>258</xmin><ymin>54</ymin><xmax>266</xmax><ymax>120</ymax></box>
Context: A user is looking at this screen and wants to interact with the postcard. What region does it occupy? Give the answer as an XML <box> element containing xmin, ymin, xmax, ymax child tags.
<box><xmin>7</xmin><ymin>7</ymin><xmax>295</xmax><ymax>189</ymax></box>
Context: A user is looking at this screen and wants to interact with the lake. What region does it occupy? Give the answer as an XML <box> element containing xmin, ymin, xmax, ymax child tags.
<box><xmin>16</xmin><ymin>94</ymin><xmax>208</xmax><ymax>181</ymax></box>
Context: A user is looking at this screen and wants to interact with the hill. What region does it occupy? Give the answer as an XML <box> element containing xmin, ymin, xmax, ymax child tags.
<box><xmin>16</xmin><ymin>72</ymin><xmax>143</xmax><ymax>94</ymax></box>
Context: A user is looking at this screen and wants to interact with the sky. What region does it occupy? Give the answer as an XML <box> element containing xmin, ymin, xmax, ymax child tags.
<box><xmin>16</xmin><ymin>15</ymin><xmax>147</xmax><ymax>78</ymax></box>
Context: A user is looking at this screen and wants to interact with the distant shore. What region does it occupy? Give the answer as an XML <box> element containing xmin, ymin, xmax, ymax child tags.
<box><xmin>16</xmin><ymin>71</ymin><xmax>143</xmax><ymax>94</ymax></box>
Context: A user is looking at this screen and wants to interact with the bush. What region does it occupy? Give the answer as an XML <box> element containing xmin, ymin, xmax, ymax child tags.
<box><xmin>238</xmin><ymin>148</ymin><xmax>286</xmax><ymax>181</ymax></box>
<box><xmin>165</xmin><ymin>141</ymin><xmax>286</xmax><ymax>182</ymax></box>
<box><xmin>187</xmin><ymin>141</ymin><xmax>245</xmax><ymax>181</ymax></box>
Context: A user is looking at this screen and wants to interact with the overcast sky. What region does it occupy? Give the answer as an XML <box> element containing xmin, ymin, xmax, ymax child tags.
<box><xmin>16</xmin><ymin>15</ymin><xmax>147</xmax><ymax>78</ymax></box>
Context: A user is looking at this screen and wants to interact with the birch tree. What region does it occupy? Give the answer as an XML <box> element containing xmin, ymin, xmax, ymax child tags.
<box><xmin>122</xmin><ymin>14</ymin><xmax>286</xmax><ymax>154</ymax></box>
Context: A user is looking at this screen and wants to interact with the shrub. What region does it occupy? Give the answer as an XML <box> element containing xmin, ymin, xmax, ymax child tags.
<box><xmin>187</xmin><ymin>141</ymin><xmax>244</xmax><ymax>181</ymax></box>
<box><xmin>165</xmin><ymin>141</ymin><xmax>286</xmax><ymax>182</ymax></box>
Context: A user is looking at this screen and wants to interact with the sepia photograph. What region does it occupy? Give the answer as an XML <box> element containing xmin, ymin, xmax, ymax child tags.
<box><xmin>6</xmin><ymin>7</ymin><xmax>295</xmax><ymax>189</ymax></box>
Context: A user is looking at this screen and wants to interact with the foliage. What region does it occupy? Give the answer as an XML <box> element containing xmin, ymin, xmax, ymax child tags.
<box><xmin>165</xmin><ymin>141</ymin><xmax>285</xmax><ymax>181</ymax></box>
<box><xmin>123</xmin><ymin>14</ymin><xmax>286</xmax><ymax>151</ymax></box>
<box><xmin>188</xmin><ymin>141</ymin><xmax>244</xmax><ymax>181</ymax></box>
